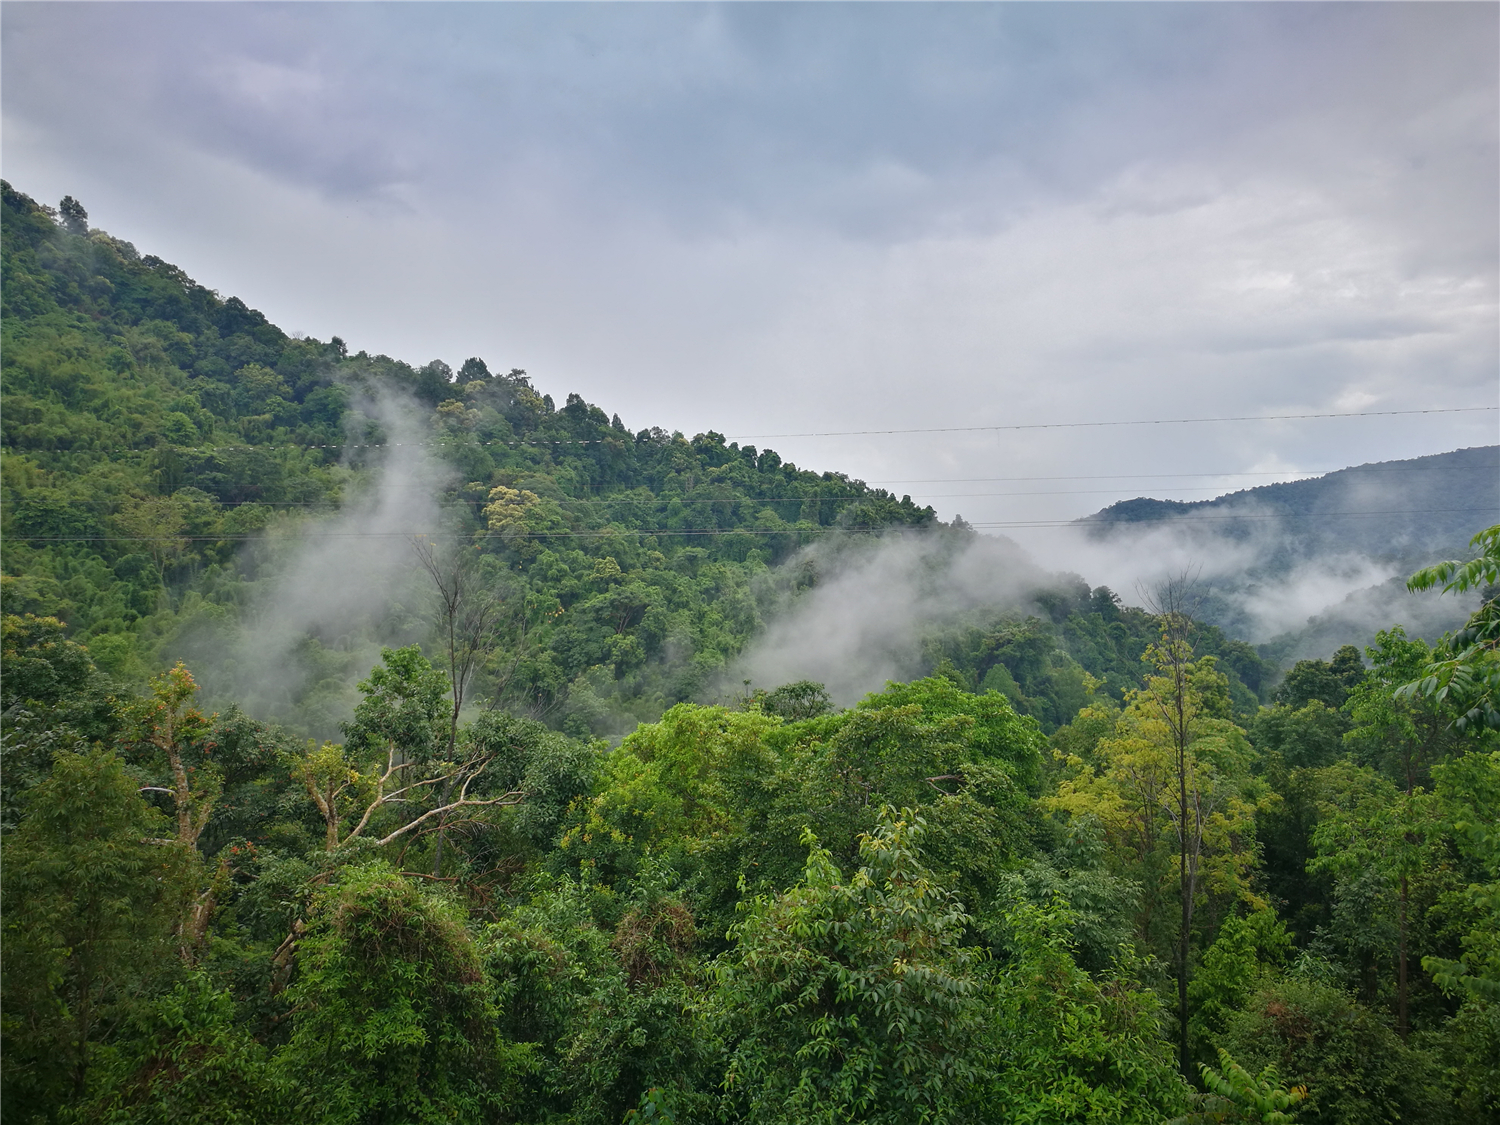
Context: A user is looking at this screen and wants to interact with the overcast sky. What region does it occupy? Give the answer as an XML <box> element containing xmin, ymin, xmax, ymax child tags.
<box><xmin>4</xmin><ymin>2</ymin><xmax>1496</xmax><ymax>542</ymax></box>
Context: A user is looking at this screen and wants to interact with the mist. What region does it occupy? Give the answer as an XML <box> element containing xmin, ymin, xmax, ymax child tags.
<box><xmin>731</xmin><ymin>501</ymin><xmax>1482</xmax><ymax>708</ymax></box>
<box><xmin>731</xmin><ymin>530</ymin><xmax>1057</xmax><ymax>707</ymax></box>
<box><xmin>169</xmin><ymin>414</ymin><xmax>1487</xmax><ymax>735</ymax></box>
<box><xmin>1011</xmin><ymin>506</ymin><xmax>1413</xmax><ymax>643</ymax></box>
<box><xmin>173</xmin><ymin>390</ymin><xmax>453</xmax><ymax>738</ymax></box>
<box><xmin>1009</xmin><ymin>451</ymin><xmax>1492</xmax><ymax>654</ymax></box>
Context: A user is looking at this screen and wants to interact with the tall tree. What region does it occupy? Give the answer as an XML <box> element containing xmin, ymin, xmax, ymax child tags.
<box><xmin>1310</xmin><ymin>770</ymin><xmax>1443</xmax><ymax>1037</ymax></box>
<box><xmin>413</xmin><ymin>539</ymin><xmax>515</xmax><ymax>873</ymax></box>
<box><xmin>1</xmin><ymin>750</ymin><xmax>190</xmax><ymax>1110</ymax></box>
<box><xmin>1051</xmin><ymin>616</ymin><xmax>1259</xmax><ymax>1076</ymax></box>
<box><xmin>126</xmin><ymin>663</ymin><xmax>224</xmax><ymax>960</ymax></box>
<box><xmin>129</xmin><ymin>663</ymin><xmax>216</xmax><ymax>851</ymax></box>
<box><xmin>58</xmin><ymin>194</ymin><xmax>87</xmax><ymax>235</ymax></box>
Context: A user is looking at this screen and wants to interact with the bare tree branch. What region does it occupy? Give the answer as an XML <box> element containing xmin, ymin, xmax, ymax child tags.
<box><xmin>374</xmin><ymin>789</ymin><xmax>526</xmax><ymax>847</ymax></box>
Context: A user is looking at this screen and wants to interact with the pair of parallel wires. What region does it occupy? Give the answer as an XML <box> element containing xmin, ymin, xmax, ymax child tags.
<box><xmin>6</xmin><ymin>405</ymin><xmax>1495</xmax><ymax>540</ymax></box>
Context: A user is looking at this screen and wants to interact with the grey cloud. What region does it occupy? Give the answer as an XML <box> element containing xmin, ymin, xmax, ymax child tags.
<box><xmin>2</xmin><ymin>2</ymin><xmax>1492</xmax><ymax>542</ymax></box>
<box><xmin>8</xmin><ymin>4</ymin><xmax>1493</xmax><ymax>243</ymax></box>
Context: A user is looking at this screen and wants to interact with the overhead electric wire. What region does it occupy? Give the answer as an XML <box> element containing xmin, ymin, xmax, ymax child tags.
<box><xmin>864</xmin><ymin>464</ymin><xmax>1497</xmax><ymax>484</ymax></box>
<box><xmin>11</xmin><ymin>506</ymin><xmax>1498</xmax><ymax>544</ymax></box>
<box><xmin>727</xmin><ymin>406</ymin><xmax>1497</xmax><ymax>440</ymax></box>
<box><xmin>5</xmin><ymin>459</ymin><xmax>1493</xmax><ymax>505</ymax></box>
<box><xmin>12</xmin><ymin>474</ymin><xmax>1500</xmax><ymax>511</ymax></box>
<box><xmin>6</xmin><ymin>407</ymin><xmax>1492</xmax><ymax>538</ymax></box>
<box><xmin>6</xmin><ymin>405</ymin><xmax>1494</xmax><ymax>459</ymax></box>
<box><xmin>9</xmin><ymin>462</ymin><xmax>1497</xmax><ymax>512</ymax></box>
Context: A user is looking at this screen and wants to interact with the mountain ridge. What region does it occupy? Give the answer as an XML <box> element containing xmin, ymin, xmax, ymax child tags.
<box><xmin>2</xmin><ymin>180</ymin><xmax>1489</xmax><ymax>738</ymax></box>
<box><xmin>1078</xmin><ymin>445</ymin><xmax>1498</xmax><ymax>569</ymax></box>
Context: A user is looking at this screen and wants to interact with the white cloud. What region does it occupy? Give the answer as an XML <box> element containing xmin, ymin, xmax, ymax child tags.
<box><xmin>1</xmin><ymin>0</ymin><xmax>1492</xmax><ymax>537</ymax></box>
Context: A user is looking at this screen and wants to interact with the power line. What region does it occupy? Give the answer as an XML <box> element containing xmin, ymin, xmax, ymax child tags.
<box><xmin>10</xmin><ymin>506</ymin><xmax>1497</xmax><ymax>543</ymax></box>
<box><xmin>6</xmin><ymin>406</ymin><xmax>1493</xmax><ymax>459</ymax></box>
<box><xmin>727</xmin><ymin>406</ymin><xmax>1498</xmax><ymax>440</ymax></box>
<box><xmin>12</xmin><ymin>473</ymin><xmax>1500</xmax><ymax>511</ymax></box>
<box><xmin>865</xmin><ymin>464</ymin><xmax>1498</xmax><ymax>484</ymax></box>
<box><xmin>7</xmin><ymin>458</ymin><xmax>1494</xmax><ymax>508</ymax></box>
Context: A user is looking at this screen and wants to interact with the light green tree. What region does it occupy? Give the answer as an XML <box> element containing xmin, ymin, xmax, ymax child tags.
<box><xmin>1049</xmin><ymin>638</ymin><xmax>1261</xmax><ymax>1073</ymax></box>
<box><xmin>716</xmin><ymin>809</ymin><xmax>983</xmax><ymax>1125</ymax></box>
<box><xmin>1399</xmin><ymin>524</ymin><xmax>1500</xmax><ymax>733</ymax></box>
<box><xmin>1171</xmin><ymin>1048</ymin><xmax>1306</xmax><ymax>1125</ymax></box>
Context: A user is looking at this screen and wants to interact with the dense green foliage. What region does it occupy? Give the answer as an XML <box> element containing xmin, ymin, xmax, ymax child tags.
<box><xmin>4</xmin><ymin>187</ymin><xmax>1499</xmax><ymax>1122</ymax></box>
<box><xmin>1</xmin><ymin>181</ymin><xmax>1273</xmax><ymax>740</ymax></box>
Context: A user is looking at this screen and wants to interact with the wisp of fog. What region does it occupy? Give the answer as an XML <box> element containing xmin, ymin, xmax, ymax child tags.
<box><xmin>175</xmin><ymin>390</ymin><xmax>453</xmax><ymax>737</ymax></box>
<box><xmin>731</xmin><ymin>530</ymin><xmax>1056</xmax><ymax>707</ymax></box>
<box><xmin>732</xmin><ymin>503</ymin><xmax>1480</xmax><ymax>707</ymax></box>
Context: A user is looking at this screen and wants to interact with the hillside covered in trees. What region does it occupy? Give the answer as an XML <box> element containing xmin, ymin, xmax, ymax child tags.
<box><xmin>1077</xmin><ymin>447</ymin><xmax>1499</xmax><ymax>661</ymax></box>
<box><xmin>1080</xmin><ymin>446</ymin><xmax>1497</xmax><ymax>567</ymax></box>
<box><xmin>4</xmin><ymin>184</ymin><xmax>1498</xmax><ymax>1125</ymax></box>
<box><xmin>0</xmin><ymin>180</ymin><xmax>1275</xmax><ymax>738</ymax></box>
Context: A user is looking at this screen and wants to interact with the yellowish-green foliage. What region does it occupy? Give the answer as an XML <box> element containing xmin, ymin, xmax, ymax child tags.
<box><xmin>290</xmin><ymin>740</ymin><xmax>372</xmax><ymax>850</ymax></box>
<box><xmin>1048</xmin><ymin>655</ymin><xmax>1264</xmax><ymax>944</ymax></box>
<box><xmin>563</xmin><ymin>704</ymin><xmax>781</xmax><ymax>861</ymax></box>
<box><xmin>483</xmin><ymin>485</ymin><xmax>545</xmax><ymax>531</ymax></box>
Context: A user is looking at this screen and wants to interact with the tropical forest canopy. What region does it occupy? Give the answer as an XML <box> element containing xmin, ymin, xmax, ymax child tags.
<box><xmin>3</xmin><ymin>182</ymin><xmax>1498</xmax><ymax>1124</ymax></box>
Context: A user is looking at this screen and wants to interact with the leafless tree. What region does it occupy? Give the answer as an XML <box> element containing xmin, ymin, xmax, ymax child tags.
<box><xmin>292</xmin><ymin>737</ymin><xmax>525</xmax><ymax>852</ymax></box>
<box><xmin>413</xmin><ymin>536</ymin><xmax>514</xmax><ymax>874</ymax></box>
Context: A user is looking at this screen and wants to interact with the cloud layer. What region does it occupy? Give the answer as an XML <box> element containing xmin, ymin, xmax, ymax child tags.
<box><xmin>4</xmin><ymin>3</ymin><xmax>1495</xmax><ymax>543</ymax></box>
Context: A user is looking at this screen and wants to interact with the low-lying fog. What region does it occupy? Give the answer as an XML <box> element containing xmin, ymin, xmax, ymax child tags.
<box><xmin>170</xmin><ymin>389</ymin><xmax>1489</xmax><ymax>731</ymax></box>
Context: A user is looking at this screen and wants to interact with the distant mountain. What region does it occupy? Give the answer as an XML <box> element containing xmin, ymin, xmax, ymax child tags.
<box><xmin>1075</xmin><ymin>447</ymin><xmax>1499</xmax><ymax>660</ymax></box>
<box><xmin>1079</xmin><ymin>446</ymin><xmax>1498</xmax><ymax>571</ymax></box>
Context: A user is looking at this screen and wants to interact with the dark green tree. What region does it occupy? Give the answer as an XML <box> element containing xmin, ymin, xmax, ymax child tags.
<box><xmin>456</xmin><ymin>357</ymin><xmax>491</xmax><ymax>384</ymax></box>
<box><xmin>58</xmin><ymin>195</ymin><xmax>88</xmax><ymax>235</ymax></box>
<box><xmin>274</xmin><ymin>863</ymin><xmax>525</xmax><ymax>1124</ymax></box>
<box><xmin>716</xmin><ymin>810</ymin><xmax>984</xmax><ymax>1125</ymax></box>
<box><xmin>977</xmin><ymin>897</ymin><xmax>1188</xmax><ymax>1122</ymax></box>
<box><xmin>1</xmin><ymin>750</ymin><xmax>191</xmax><ymax>1117</ymax></box>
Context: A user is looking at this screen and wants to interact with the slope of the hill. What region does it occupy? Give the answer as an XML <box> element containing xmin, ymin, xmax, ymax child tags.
<box><xmin>0</xmin><ymin>183</ymin><xmax>1275</xmax><ymax>736</ymax></box>
<box><xmin>1073</xmin><ymin>448</ymin><xmax>1497</xmax><ymax>656</ymax></box>
<box><xmin>1080</xmin><ymin>447</ymin><xmax>1498</xmax><ymax>568</ymax></box>
<box><xmin>0</xmin><ymin>183</ymin><xmax>943</xmax><ymax>728</ymax></box>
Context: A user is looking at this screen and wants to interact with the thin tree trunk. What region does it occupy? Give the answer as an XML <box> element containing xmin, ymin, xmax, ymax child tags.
<box><xmin>1398</xmin><ymin>872</ymin><xmax>1409</xmax><ymax>1038</ymax></box>
<box><xmin>431</xmin><ymin>772</ymin><xmax>456</xmax><ymax>876</ymax></box>
<box><xmin>1179</xmin><ymin>747</ymin><xmax>1191</xmax><ymax>1077</ymax></box>
<box><xmin>1173</xmin><ymin>636</ymin><xmax>1193</xmax><ymax>1080</ymax></box>
<box><xmin>431</xmin><ymin>694</ymin><xmax>461</xmax><ymax>876</ymax></box>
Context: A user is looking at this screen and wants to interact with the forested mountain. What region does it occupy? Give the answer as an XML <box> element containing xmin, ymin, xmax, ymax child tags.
<box><xmin>4</xmin><ymin>183</ymin><xmax>1498</xmax><ymax>1125</ymax></box>
<box><xmin>0</xmin><ymin>180</ymin><xmax>1268</xmax><ymax>739</ymax></box>
<box><xmin>1076</xmin><ymin>448</ymin><xmax>1499</xmax><ymax>660</ymax></box>
<box><xmin>0</xmin><ymin>180</ymin><xmax>939</xmax><ymax>734</ymax></box>
<box><xmin>1079</xmin><ymin>447</ymin><xmax>1498</xmax><ymax>567</ymax></box>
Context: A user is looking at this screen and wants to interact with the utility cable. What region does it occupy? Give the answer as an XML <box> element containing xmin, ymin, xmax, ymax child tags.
<box><xmin>11</xmin><ymin>506</ymin><xmax>1498</xmax><ymax>543</ymax></box>
<box><xmin>6</xmin><ymin>406</ymin><xmax>1493</xmax><ymax>458</ymax></box>
<box><xmin>728</xmin><ymin>406</ymin><xmax>1497</xmax><ymax>440</ymax></box>
<box><xmin>10</xmin><ymin>474</ymin><xmax>1500</xmax><ymax>510</ymax></box>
